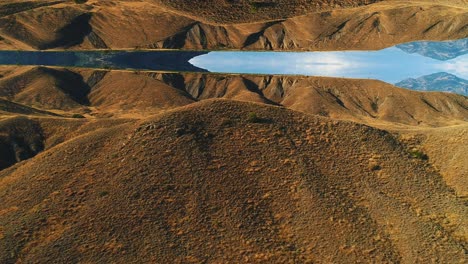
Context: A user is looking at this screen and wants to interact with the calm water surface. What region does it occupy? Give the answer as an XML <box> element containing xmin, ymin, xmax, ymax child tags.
<box><xmin>0</xmin><ymin>38</ymin><xmax>466</xmax><ymax>94</ymax></box>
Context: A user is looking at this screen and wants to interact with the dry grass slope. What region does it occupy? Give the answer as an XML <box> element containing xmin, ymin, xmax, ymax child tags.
<box><xmin>0</xmin><ymin>100</ymin><xmax>466</xmax><ymax>263</ymax></box>
<box><xmin>2</xmin><ymin>67</ymin><xmax>467</xmax><ymax>126</ymax></box>
<box><xmin>155</xmin><ymin>0</ymin><xmax>381</xmax><ymax>23</ymax></box>
<box><xmin>0</xmin><ymin>0</ymin><xmax>466</xmax><ymax>50</ymax></box>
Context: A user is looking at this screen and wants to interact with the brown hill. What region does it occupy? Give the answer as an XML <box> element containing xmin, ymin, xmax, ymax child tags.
<box><xmin>0</xmin><ymin>99</ymin><xmax>466</xmax><ymax>263</ymax></box>
<box><xmin>0</xmin><ymin>2</ymin><xmax>90</xmax><ymax>50</ymax></box>
<box><xmin>171</xmin><ymin>73</ymin><xmax>468</xmax><ymax>127</ymax></box>
<box><xmin>0</xmin><ymin>66</ymin><xmax>90</xmax><ymax>111</ymax></box>
<box><xmin>1</xmin><ymin>67</ymin><xmax>467</xmax><ymax>126</ymax></box>
<box><xmin>0</xmin><ymin>0</ymin><xmax>466</xmax><ymax>51</ymax></box>
<box><xmin>86</xmin><ymin>71</ymin><xmax>195</xmax><ymax>117</ymax></box>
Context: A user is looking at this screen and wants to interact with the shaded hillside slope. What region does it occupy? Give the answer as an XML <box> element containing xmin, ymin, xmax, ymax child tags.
<box><xmin>0</xmin><ymin>117</ymin><xmax>44</xmax><ymax>170</ymax></box>
<box><xmin>0</xmin><ymin>66</ymin><xmax>91</xmax><ymax>111</ymax></box>
<box><xmin>0</xmin><ymin>0</ymin><xmax>466</xmax><ymax>51</ymax></box>
<box><xmin>0</xmin><ymin>2</ymin><xmax>91</xmax><ymax>50</ymax></box>
<box><xmin>0</xmin><ymin>114</ymin><xmax>130</xmax><ymax>170</ymax></box>
<box><xmin>66</xmin><ymin>70</ymin><xmax>468</xmax><ymax>127</ymax></box>
<box><xmin>0</xmin><ymin>98</ymin><xmax>59</xmax><ymax>117</ymax></box>
<box><xmin>0</xmin><ymin>100</ymin><xmax>466</xmax><ymax>263</ymax></box>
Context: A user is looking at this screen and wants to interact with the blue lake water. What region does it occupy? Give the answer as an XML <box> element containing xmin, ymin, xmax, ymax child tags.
<box><xmin>0</xmin><ymin>38</ymin><xmax>467</xmax><ymax>94</ymax></box>
<box><xmin>191</xmin><ymin>46</ymin><xmax>467</xmax><ymax>84</ymax></box>
<box><xmin>191</xmin><ymin>38</ymin><xmax>468</xmax><ymax>84</ymax></box>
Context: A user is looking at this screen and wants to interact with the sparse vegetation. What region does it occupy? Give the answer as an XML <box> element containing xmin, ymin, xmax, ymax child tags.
<box><xmin>0</xmin><ymin>1</ymin><xmax>62</xmax><ymax>17</ymax></box>
<box><xmin>0</xmin><ymin>0</ymin><xmax>466</xmax><ymax>261</ymax></box>
<box><xmin>156</xmin><ymin>0</ymin><xmax>379</xmax><ymax>23</ymax></box>
<box><xmin>71</xmin><ymin>114</ymin><xmax>85</xmax><ymax>118</ymax></box>
<box><xmin>220</xmin><ymin>118</ymin><xmax>233</xmax><ymax>127</ymax></box>
<box><xmin>247</xmin><ymin>112</ymin><xmax>261</xmax><ymax>123</ymax></box>
<box><xmin>0</xmin><ymin>99</ymin><xmax>465</xmax><ymax>263</ymax></box>
<box><xmin>249</xmin><ymin>3</ymin><xmax>258</xmax><ymax>13</ymax></box>
<box><xmin>370</xmin><ymin>101</ymin><xmax>379</xmax><ymax>112</ymax></box>
<box><xmin>409</xmin><ymin>149</ymin><xmax>429</xmax><ymax>160</ymax></box>
<box><xmin>246</xmin><ymin>112</ymin><xmax>272</xmax><ymax>123</ymax></box>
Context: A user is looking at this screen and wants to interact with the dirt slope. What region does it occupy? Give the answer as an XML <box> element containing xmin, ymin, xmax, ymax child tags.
<box><xmin>0</xmin><ymin>0</ymin><xmax>466</xmax><ymax>51</ymax></box>
<box><xmin>0</xmin><ymin>100</ymin><xmax>466</xmax><ymax>263</ymax></box>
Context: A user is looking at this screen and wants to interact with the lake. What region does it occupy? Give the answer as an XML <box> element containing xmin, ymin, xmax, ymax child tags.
<box><xmin>0</xmin><ymin>38</ymin><xmax>467</xmax><ymax>95</ymax></box>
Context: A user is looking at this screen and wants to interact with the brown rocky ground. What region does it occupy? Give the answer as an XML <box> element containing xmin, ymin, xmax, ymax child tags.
<box><xmin>0</xmin><ymin>99</ymin><xmax>466</xmax><ymax>263</ymax></box>
<box><xmin>0</xmin><ymin>0</ymin><xmax>466</xmax><ymax>50</ymax></box>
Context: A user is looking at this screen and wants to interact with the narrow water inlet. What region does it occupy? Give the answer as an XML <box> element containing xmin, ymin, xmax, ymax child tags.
<box><xmin>0</xmin><ymin>38</ymin><xmax>467</xmax><ymax>94</ymax></box>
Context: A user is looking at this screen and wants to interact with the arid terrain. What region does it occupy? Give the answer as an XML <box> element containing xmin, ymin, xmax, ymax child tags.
<box><xmin>0</xmin><ymin>0</ymin><xmax>467</xmax><ymax>263</ymax></box>
<box><xmin>0</xmin><ymin>65</ymin><xmax>467</xmax><ymax>263</ymax></box>
<box><xmin>0</xmin><ymin>0</ymin><xmax>467</xmax><ymax>51</ymax></box>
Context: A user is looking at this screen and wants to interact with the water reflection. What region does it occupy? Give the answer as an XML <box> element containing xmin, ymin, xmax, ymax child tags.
<box><xmin>0</xmin><ymin>51</ymin><xmax>208</xmax><ymax>72</ymax></box>
<box><xmin>396</xmin><ymin>38</ymin><xmax>468</xmax><ymax>61</ymax></box>
<box><xmin>190</xmin><ymin>39</ymin><xmax>468</xmax><ymax>84</ymax></box>
<box><xmin>0</xmin><ymin>39</ymin><xmax>466</xmax><ymax>94</ymax></box>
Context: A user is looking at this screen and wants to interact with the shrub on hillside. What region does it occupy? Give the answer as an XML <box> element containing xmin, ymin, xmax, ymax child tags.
<box><xmin>71</xmin><ymin>114</ymin><xmax>85</xmax><ymax>118</ymax></box>
<box><xmin>247</xmin><ymin>112</ymin><xmax>261</xmax><ymax>123</ymax></box>
<box><xmin>409</xmin><ymin>149</ymin><xmax>428</xmax><ymax>160</ymax></box>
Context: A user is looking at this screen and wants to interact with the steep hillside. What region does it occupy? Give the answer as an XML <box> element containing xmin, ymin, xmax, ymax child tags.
<box><xmin>1</xmin><ymin>67</ymin><xmax>467</xmax><ymax>125</ymax></box>
<box><xmin>152</xmin><ymin>72</ymin><xmax>468</xmax><ymax>127</ymax></box>
<box><xmin>0</xmin><ymin>100</ymin><xmax>466</xmax><ymax>263</ymax></box>
<box><xmin>0</xmin><ymin>2</ymin><xmax>90</xmax><ymax>50</ymax></box>
<box><xmin>0</xmin><ymin>0</ymin><xmax>466</xmax><ymax>51</ymax></box>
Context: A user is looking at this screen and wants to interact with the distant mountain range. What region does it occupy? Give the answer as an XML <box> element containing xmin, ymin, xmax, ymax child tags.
<box><xmin>396</xmin><ymin>38</ymin><xmax>468</xmax><ymax>61</ymax></box>
<box><xmin>395</xmin><ymin>72</ymin><xmax>468</xmax><ymax>95</ymax></box>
